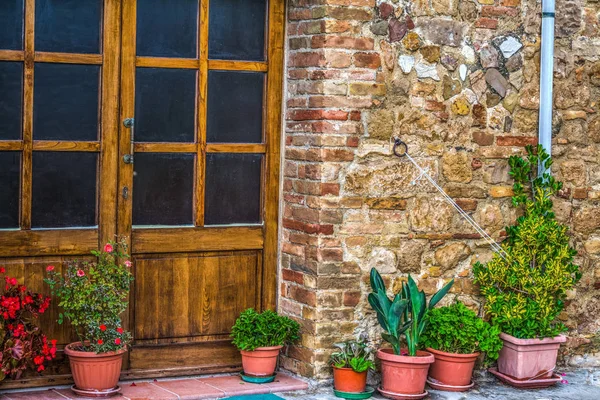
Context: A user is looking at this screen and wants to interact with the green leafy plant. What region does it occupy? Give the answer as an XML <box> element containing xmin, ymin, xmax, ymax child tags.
<box><xmin>421</xmin><ymin>302</ymin><xmax>503</xmax><ymax>362</ymax></box>
<box><xmin>45</xmin><ymin>239</ymin><xmax>134</xmax><ymax>353</ymax></box>
<box><xmin>368</xmin><ymin>268</ymin><xmax>453</xmax><ymax>356</ymax></box>
<box><xmin>329</xmin><ymin>339</ymin><xmax>375</xmax><ymax>373</ymax></box>
<box><xmin>473</xmin><ymin>145</ymin><xmax>581</xmax><ymax>339</ymax></box>
<box><xmin>231</xmin><ymin>309</ymin><xmax>300</xmax><ymax>351</ymax></box>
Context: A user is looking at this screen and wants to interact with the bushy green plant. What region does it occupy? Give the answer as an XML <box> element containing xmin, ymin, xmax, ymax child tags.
<box><xmin>473</xmin><ymin>145</ymin><xmax>581</xmax><ymax>339</ymax></box>
<box><xmin>231</xmin><ymin>309</ymin><xmax>300</xmax><ymax>351</ymax></box>
<box><xmin>329</xmin><ymin>339</ymin><xmax>375</xmax><ymax>373</ymax></box>
<box><xmin>45</xmin><ymin>240</ymin><xmax>134</xmax><ymax>353</ymax></box>
<box><xmin>368</xmin><ymin>268</ymin><xmax>453</xmax><ymax>356</ymax></box>
<box><xmin>421</xmin><ymin>302</ymin><xmax>503</xmax><ymax>361</ymax></box>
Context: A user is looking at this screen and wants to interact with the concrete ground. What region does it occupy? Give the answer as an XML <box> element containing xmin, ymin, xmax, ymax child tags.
<box><xmin>279</xmin><ymin>368</ymin><xmax>600</xmax><ymax>400</ymax></box>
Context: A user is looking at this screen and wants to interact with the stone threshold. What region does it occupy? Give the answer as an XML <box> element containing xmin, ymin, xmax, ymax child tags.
<box><xmin>0</xmin><ymin>372</ymin><xmax>309</xmax><ymax>400</ymax></box>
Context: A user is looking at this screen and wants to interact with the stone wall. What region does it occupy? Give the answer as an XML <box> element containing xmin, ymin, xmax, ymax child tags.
<box><xmin>279</xmin><ymin>0</ymin><xmax>600</xmax><ymax>378</ymax></box>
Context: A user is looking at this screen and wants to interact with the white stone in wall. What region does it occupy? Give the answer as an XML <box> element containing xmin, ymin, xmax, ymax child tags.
<box><xmin>398</xmin><ymin>55</ymin><xmax>415</xmax><ymax>74</ymax></box>
<box><xmin>459</xmin><ymin>64</ymin><xmax>468</xmax><ymax>81</ymax></box>
<box><xmin>499</xmin><ymin>36</ymin><xmax>523</xmax><ymax>59</ymax></box>
<box><xmin>461</xmin><ymin>45</ymin><xmax>476</xmax><ymax>64</ymax></box>
<box><xmin>415</xmin><ymin>61</ymin><xmax>440</xmax><ymax>81</ymax></box>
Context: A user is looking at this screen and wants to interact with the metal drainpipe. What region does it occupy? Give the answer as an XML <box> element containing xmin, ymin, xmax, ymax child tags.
<box><xmin>538</xmin><ymin>0</ymin><xmax>555</xmax><ymax>174</ymax></box>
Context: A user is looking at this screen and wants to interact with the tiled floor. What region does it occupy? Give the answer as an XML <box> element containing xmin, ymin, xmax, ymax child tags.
<box><xmin>0</xmin><ymin>373</ymin><xmax>308</xmax><ymax>400</ymax></box>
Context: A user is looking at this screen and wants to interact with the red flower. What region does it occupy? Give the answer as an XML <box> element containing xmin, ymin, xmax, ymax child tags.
<box><xmin>46</xmin><ymin>265</ymin><xmax>55</xmax><ymax>272</ymax></box>
<box><xmin>103</xmin><ymin>243</ymin><xmax>114</xmax><ymax>253</ymax></box>
<box><xmin>100</xmin><ymin>324</ymin><xmax>107</xmax><ymax>332</ymax></box>
<box><xmin>115</xmin><ymin>338</ymin><xmax>121</xmax><ymax>345</ymax></box>
<box><xmin>76</xmin><ymin>269</ymin><xmax>85</xmax><ymax>277</ymax></box>
<box><xmin>0</xmin><ymin>267</ymin><xmax>5</xmax><ymax>273</ymax></box>
<box><xmin>8</xmin><ymin>278</ymin><xmax>17</xmax><ymax>286</ymax></box>
<box><xmin>116</xmin><ymin>327</ymin><xmax>124</xmax><ymax>334</ymax></box>
<box><xmin>97</xmin><ymin>339</ymin><xmax>103</xmax><ymax>345</ymax></box>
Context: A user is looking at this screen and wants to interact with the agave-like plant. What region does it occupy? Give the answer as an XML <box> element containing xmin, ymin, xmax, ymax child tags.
<box><xmin>368</xmin><ymin>268</ymin><xmax>454</xmax><ymax>356</ymax></box>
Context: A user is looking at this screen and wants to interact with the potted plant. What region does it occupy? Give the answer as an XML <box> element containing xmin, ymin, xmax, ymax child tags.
<box><xmin>329</xmin><ymin>338</ymin><xmax>375</xmax><ymax>395</ymax></box>
<box><xmin>0</xmin><ymin>267</ymin><xmax>57</xmax><ymax>381</ymax></box>
<box><xmin>45</xmin><ymin>240</ymin><xmax>134</xmax><ymax>396</ymax></box>
<box><xmin>421</xmin><ymin>302</ymin><xmax>503</xmax><ymax>391</ymax></box>
<box><xmin>368</xmin><ymin>268</ymin><xmax>453</xmax><ymax>399</ymax></box>
<box><xmin>231</xmin><ymin>308</ymin><xmax>300</xmax><ymax>379</ymax></box>
<box><xmin>473</xmin><ymin>145</ymin><xmax>581</xmax><ymax>386</ymax></box>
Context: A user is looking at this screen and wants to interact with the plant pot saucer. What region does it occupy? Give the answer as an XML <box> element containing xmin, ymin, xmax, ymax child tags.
<box><xmin>71</xmin><ymin>385</ymin><xmax>121</xmax><ymax>398</ymax></box>
<box><xmin>240</xmin><ymin>373</ymin><xmax>276</xmax><ymax>384</ymax></box>
<box><xmin>488</xmin><ymin>367</ymin><xmax>562</xmax><ymax>389</ymax></box>
<box><xmin>427</xmin><ymin>377</ymin><xmax>474</xmax><ymax>392</ymax></box>
<box><xmin>377</xmin><ymin>387</ymin><xmax>429</xmax><ymax>400</ymax></box>
<box><xmin>333</xmin><ymin>386</ymin><xmax>375</xmax><ymax>399</ymax></box>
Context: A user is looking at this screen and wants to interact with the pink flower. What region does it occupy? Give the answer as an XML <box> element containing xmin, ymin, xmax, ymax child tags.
<box><xmin>8</xmin><ymin>278</ymin><xmax>17</xmax><ymax>286</ymax></box>
<box><xmin>124</xmin><ymin>260</ymin><xmax>132</xmax><ymax>268</ymax></box>
<box><xmin>561</xmin><ymin>373</ymin><xmax>566</xmax><ymax>377</ymax></box>
<box><xmin>561</xmin><ymin>379</ymin><xmax>569</xmax><ymax>384</ymax></box>
<box><xmin>116</xmin><ymin>327</ymin><xmax>124</xmax><ymax>334</ymax></box>
<box><xmin>76</xmin><ymin>269</ymin><xmax>85</xmax><ymax>277</ymax></box>
<box><xmin>46</xmin><ymin>265</ymin><xmax>55</xmax><ymax>272</ymax></box>
<box><xmin>103</xmin><ymin>243</ymin><xmax>113</xmax><ymax>253</ymax></box>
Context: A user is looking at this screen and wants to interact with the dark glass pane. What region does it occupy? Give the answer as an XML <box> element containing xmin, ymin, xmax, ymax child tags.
<box><xmin>209</xmin><ymin>0</ymin><xmax>266</xmax><ymax>61</ymax></box>
<box><xmin>207</xmin><ymin>71</ymin><xmax>264</xmax><ymax>144</ymax></box>
<box><xmin>32</xmin><ymin>152</ymin><xmax>97</xmax><ymax>228</ymax></box>
<box><xmin>205</xmin><ymin>153</ymin><xmax>261</xmax><ymax>225</ymax></box>
<box><xmin>34</xmin><ymin>64</ymin><xmax>100</xmax><ymax>141</ymax></box>
<box><xmin>135</xmin><ymin>68</ymin><xmax>196</xmax><ymax>143</ymax></box>
<box><xmin>35</xmin><ymin>0</ymin><xmax>102</xmax><ymax>54</ymax></box>
<box><xmin>0</xmin><ymin>62</ymin><xmax>23</xmax><ymax>140</ymax></box>
<box><xmin>0</xmin><ymin>152</ymin><xmax>20</xmax><ymax>229</ymax></box>
<box><xmin>136</xmin><ymin>0</ymin><xmax>198</xmax><ymax>58</ymax></box>
<box><xmin>133</xmin><ymin>153</ymin><xmax>194</xmax><ymax>226</ymax></box>
<box><xmin>0</xmin><ymin>0</ymin><xmax>23</xmax><ymax>50</ymax></box>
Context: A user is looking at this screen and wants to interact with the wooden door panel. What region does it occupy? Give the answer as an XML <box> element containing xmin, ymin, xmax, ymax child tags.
<box><xmin>134</xmin><ymin>251</ymin><xmax>260</xmax><ymax>340</ymax></box>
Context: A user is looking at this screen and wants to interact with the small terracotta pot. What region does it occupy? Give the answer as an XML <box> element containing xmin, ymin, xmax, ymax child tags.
<box><xmin>65</xmin><ymin>342</ymin><xmax>126</xmax><ymax>394</ymax></box>
<box><xmin>377</xmin><ymin>348</ymin><xmax>434</xmax><ymax>396</ymax></box>
<box><xmin>240</xmin><ymin>345</ymin><xmax>283</xmax><ymax>377</ymax></box>
<box><xmin>427</xmin><ymin>348</ymin><xmax>479</xmax><ymax>387</ymax></box>
<box><xmin>497</xmin><ymin>332</ymin><xmax>566</xmax><ymax>380</ymax></box>
<box><xmin>333</xmin><ymin>367</ymin><xmax>368</xmax><ymax>393</ymax></box>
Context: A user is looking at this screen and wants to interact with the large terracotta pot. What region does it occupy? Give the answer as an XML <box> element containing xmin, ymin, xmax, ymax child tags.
<box><xmin>65</xmin><ymin>342</ymin><xmax>126</xmax><ymax>394</ymax></box>
<box><xmin>333</xmin><ymin>367</ymin><xmax>367</xmax><ymax>393</ymax></box>
<box><xmin>377</xmin><ymin>348</ymin><xmax>434</xmax><ymax>396</ymax></box>
<box><xmin>240</xmin><ymin>345</ymin><xmax>282</xmax><ymax>377</ymax></box>
<box><xmin>497</xmin><ymin>333</ymin><xmax>566</xmax><ymax>380</ymax></box>
<box><xmin>427</xmin><ymin>348</ymin><xmax>479</xmax><ymax>387</ymax></box>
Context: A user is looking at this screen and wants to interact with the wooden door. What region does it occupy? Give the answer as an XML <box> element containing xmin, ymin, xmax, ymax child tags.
<box><xmin>0</xmin><ymin>0</ymin><xmax>284</xmax><ymax>387</ymax></box>
<box><xmin>117</xmin><ymin>0</ymin><xmax>284</xmax><ymax>376</ymax></box>
<box><xmin>0</xmin><ymin>0</ymin><xmax>121</xmax><ymax>387</ymax></box>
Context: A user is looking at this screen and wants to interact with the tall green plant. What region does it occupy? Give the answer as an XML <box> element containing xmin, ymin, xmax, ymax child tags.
<box><xmin>473</xmin><ymin>145</ymin><xmax>581</xmax><ymax>339</ymax></box>
<box><xmin>368</xmin><ymin>268</ymin><xmax>453</xmax><ymax>356</ymax></box>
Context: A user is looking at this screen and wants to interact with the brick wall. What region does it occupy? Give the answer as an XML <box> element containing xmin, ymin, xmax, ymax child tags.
<box><xmin>279</xmin><ymin>0</ymin><xmax>600</xmax><ymax>378</ymax></box>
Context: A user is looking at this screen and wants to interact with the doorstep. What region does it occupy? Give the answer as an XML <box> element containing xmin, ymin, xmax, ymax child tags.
<box><xmin>0</xmin><ymin>373</ymin><xmax>309</xmax><ymax>400</ymax></box>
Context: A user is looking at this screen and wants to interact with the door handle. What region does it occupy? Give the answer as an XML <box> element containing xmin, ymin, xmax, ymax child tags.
<box><xmin>123</xmin><ymin>118</ymin><xmax>135</xmax><ymax>164</ymax></box>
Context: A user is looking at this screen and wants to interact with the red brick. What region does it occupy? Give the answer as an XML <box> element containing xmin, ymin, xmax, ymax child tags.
<box><xmin>343</xmin><ymin>291</ymin><xmax>362</xmax><ymax>307</ymax></box>
<box><xmin>289</xmin><ymin>286</ymin><xmax>317</xmax><ymax>307</ymax></box>
<box><xmin>481</xmin><ymin>6</ymin><xmax>519</xmax><ymax>17</ymax></box>
<box><xmin>311</xmin><ymin>36</ymin><xmax>374</xmax><ymax>50</ymax></box>
<box><xmin>289</xmin><ymin>52</ymin><xmax>325</xmax><ymax>67</ymax></box>
<box><xmin>501</xmin><ymin>0</ymin><xmax>521</xmax><ymax>6</ymax></box>
<box><xmin>283</xmin><ymin>218</ymin><xmax>334</xmax><ymax>235</ymax></box>
<box><xmin>282</xmin><ymin>268</ymin><xmax>305</xmax><ymax>285</ymax></box>
<box><xmin>321</xmin><ymin>149</ymin><xmax>355</xmax><ymax>162</ymax></box>
<box><xmin>476</xmin><ymin>18</ymin><xmax>499</xmax><ymax>29</ymax></box>
<box><xmin>353</xmin><ymin>52</ymin><xmax>381</xmax><ymax>69</ymax></box>
<box><xmin>496</xmin><ymin>136</ymin><xmax>538</xmax><ymax>146</ymax></box>
<box><xmin>288</xmin><ymin>109</ymin><xmax>349</xmax><ymax>121</ymax></box>
<box><xmin>321</xmin><ymin>183</ymin><xmax>340</xmax><ymax>196</ymax></box>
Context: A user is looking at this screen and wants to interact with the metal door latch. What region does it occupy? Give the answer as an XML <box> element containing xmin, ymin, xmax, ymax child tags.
<box><xmin>122</xmin><ymin>186</ymin><xmax>129</xmax><ymax>200</ymax></box>
<box><xmin>123</xmin><ymin>118</ymin><xmax>135</xmax><ymax>164</ymax></box>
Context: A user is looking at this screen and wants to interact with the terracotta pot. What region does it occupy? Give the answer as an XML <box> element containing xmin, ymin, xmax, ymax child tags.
<box><xmin>240</xmin><ymin>345</ymin><xmax>283</xmax><ymax>377</ymax></box>
<box><xmin>377</xmin><ymin>348</ymin><xmax>434</xmax><ymax>396</ymax></box>
<box><xmin>333</xmin><ymin>367</ymin><xmax>368</xmax><ymax>393</ymax></box>
<box><xmin>427</xmin><ymin>348</ymin><xmax>479</xmax><ymax>387</ymax></box>
<box><xmin>65</xmin><ymin>342</ymin><xmax>126</xmax><ymax>393</ymax></box>
<box><xmin>497</xmin><ymin>332</ymin><xmax>566</xmax><ymax>380</ymax></box>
